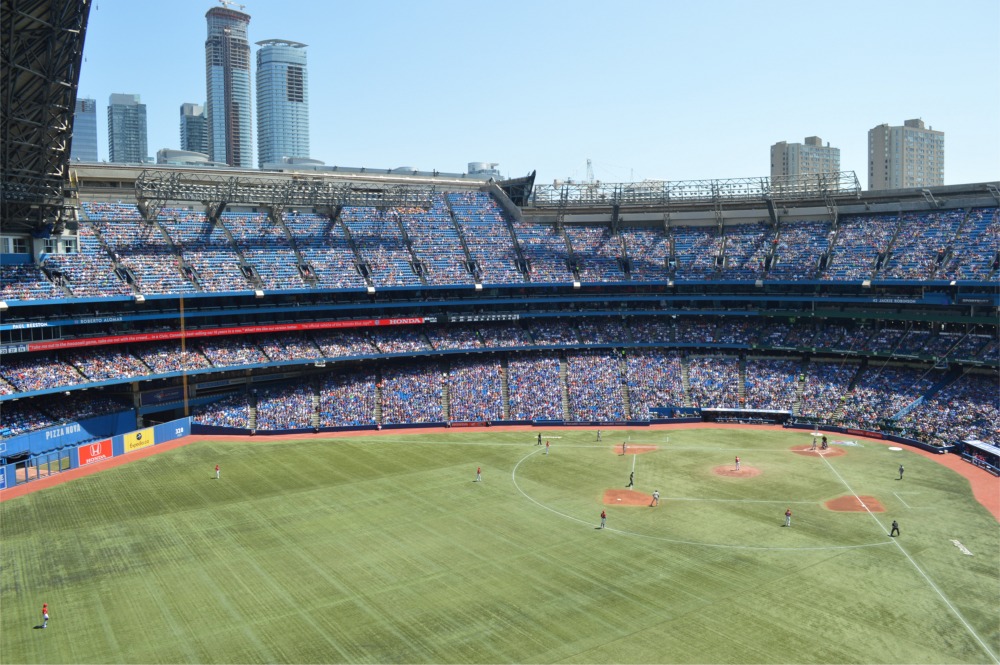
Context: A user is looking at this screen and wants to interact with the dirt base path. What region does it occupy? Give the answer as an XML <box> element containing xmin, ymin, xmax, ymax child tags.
<box><xmin>3</xmin><ymin>423</ymin><xmax>997</xmax><ymax>521</ymax></box>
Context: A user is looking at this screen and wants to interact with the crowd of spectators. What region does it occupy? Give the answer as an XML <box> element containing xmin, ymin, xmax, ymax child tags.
<box><xmin>768</xmin><ymin>221</ymin><xmax>831</xmax><ymax>280</ymax></box>
<box><xmin>133</xmin><ymin>342</ymin><xmax>212</xmax><ymax>375</ymax></box>
<box><xmin>319</xmin><ymin>373</ymin><xmax>377</xmax><ymax>427</ymax></box>
<box><xmin>626</xmin><ymin>349</ymin><xmax>685</xmax><ymax>419</ymax></box>
<box><xmin>426</xmin><ymin>325</ymin><xmax>483</xmax><ymax>351</ymax></box>
<box><xmin>448</xmin><ymin>192</ymin><xmax>524</xmax><ymax>285</ymax></box>
<box><xmin>719</xmin><ymin>221</ymin><xmax>772</xmax><ymax>280</ymax></box>
<box><xmin>85</xmin><ymin>203</ymin><xmax>196</xmax><ymax>295</ymax></box>
<box><xmin>627</xmin><ymin>317</ymin><xmax>674</xmax><ymax>344</ymax></box>
<box><xmin>671</xmin><ymin>225</ymin><xmax>721</xmax><ymax>279</ymax></box>
<box><xmin>866</xmin><ymin>328</ymin><xmax>906</xmax><ymax>354</ymax></box>
<box><xmin>797</xmin><ymin>362</ymin><xmax>857</xmax><ymax>419</ymax></box>
<box><xmin>564</xmin><ymin>226</ymin><xmax>626</xmax><ymax>282</ymax></box>
<box><xmin>880</xmin><ymin>210</ymin><xmax>965</xmax><ymax>280</ymax></box>
<box><xmin>478</xmin><ymin>322</ymin><xmax>533</xmax><ymax>348</ymax></box>
<box><xmin>513</xmin><ymin>220</ymin><xmax>574</xmax><ymax>283</ymax></box>
<box><xmin>255</xmin><ymin>385</ymin><xmax>314</xmax><ymax>430</ymax></box>
<box><xmin>576</xmin><ymin>317</ymin><xmax>630</xmax><ymax>344</ymax></box>
<box><xmin>191</xmin><ymin>393</ymin><xmax>251</xmax><ymax>429</ymax></box>
<box><xmin>507</xmin><ymin>353</ymin><xmax>563</xmax><ymax>420</ymax></box>
<box><xmin>282</xmin><ymin>211</ymin><xmax>368</xmax><ymax>290</ymax></box>
<box><xmin>312</xmin><ymin>330</ymin><xmax>377</xmax><ymax>359</ymax></box>
<box><xmin>566</xmin><ymin>350</ymin><xmax>626</xmax><ymax>421</ymax></box>
<box><xmin>223</xmin><ymin>211</ymin><xmax>306</xmax><ymax>291</ymax></box>
<box><xmin>256</xmin><ymin>334</ymin><xmax>322</xmax><ymax>362</ymax></box>
<box><xmin>399</xmin><ymin>198</ymin><xmax>473</xmax><ymax>286</ymax></box>
<box><xmin>0</xmin><ymin>402</ymin><xmax>53</xmax><ymax>438</ymax></box>
<box><xmin>0</xmin><ymin>353</ymin><xmax>85</xmax><ymax>392</ymax></box>
<box><xmin>938</xmin><ymin>207</ymin><xmax>999</xmax><ymax>281</ymax></box>
<box><xmin>447</xmin><ymin>359</ymin><xmax>504</xmax><ymax>422</ymax></box>
<box><xmin>373</xmin><ymin>327</ymin><xmax>433</xmax><ymax>355</ymax></box>
<box><xmin>379</xmin><ymin>363</ymin><xmax>444</xmax><ymax>424</ymax></box>
<box><xmin>619</xmin><ymin>226</ymin><xmax>670</xmax><ymax>282</ymax></box>
<box><xmin>743</xmin><ymin>359</ymin><xmax>799</xmax><ymax>410</ymax></box>
<box><xmin>66</xmin><ymin>347</ymin><xmax>150</xmax><ymax>381</ymax></box>
<box><xmin>0</xmin><ymin>264</ymin><xmax>65</xmax><ymax>301</ymax></box>
<box><xmin>686</xmin><ymin>355</ymin><xmax>740</xmax><ymax>408</ymax></box>
<box><xmin>158</xmin><ymin>210</ymin><xmax>254</xmax><ymax>293</ymax></box>
<box><xmin>198</xmin><ymin>338</ymin><xmax>270</xmax><ymax>369</ymax></box>
<box><xmin>0</xmin><ymin>392</ymin><xmax>128</xmax><ymax>438</ymax></box>
<box><xmin>527</xmin><ymin>320</ymin><xmax>580</xmax><ymax>346</ymax></box>
<box><xmin>341</xmin><ymin>207</ymin><xmax>422</xmax><ymax>288</ymax></box>
<box><xmin>40</xmin><ymin>224</ymin><xmax>133</xmax><ymax>298</ymax></box>
<box><xmin>896</xmin><ymin>372</ymin><xmax>999</xmax><ymax>446</ymax></box>
<box><xmin>823</xmin><ymin>214</ymin><xmax>899</xmax><ymax>281</ymax></box>
<box><xmin>839</xmin><ymin>365</ymin><xmax>941</xmax><ymax>430</ymax></box>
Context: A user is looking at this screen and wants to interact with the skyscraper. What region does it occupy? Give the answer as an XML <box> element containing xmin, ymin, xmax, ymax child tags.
<box><xmin>868</xmin><ymin>119</ymin><xmax>944</xmax><ymax>191</ymax></box>
<box><xmin>180</xmin><ymin>103</ymin><xmax>209</xmax><ymax>155</ymax></box>
<box><xmin>107</xmin><ymin>93</ymin><xmax>148</xmax><ymax>163</ymax></box>
<box><xmin>71</xmin><ymin>97</ymin><xmax>99</xmax><ymax>162</ymax></box>
<box><xmin>770</xmin><ymin>137</ymin><xmax>840</xmax><ymax>179</ymax></box>
<box><xmin>205</xmin><ymin>5</ymin><xmax>252</xmax><ymax>168</ymax></box>
<box><xmin>256</xmin><ymin>39</ymin><xmax>310</xmax><ymax>168</ymax></box>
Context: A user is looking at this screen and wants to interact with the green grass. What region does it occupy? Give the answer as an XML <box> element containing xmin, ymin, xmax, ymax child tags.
<box><xmin>1</xmin><ymin>428</ymin><xmax>997</xmax><ymax>664</ymax></box>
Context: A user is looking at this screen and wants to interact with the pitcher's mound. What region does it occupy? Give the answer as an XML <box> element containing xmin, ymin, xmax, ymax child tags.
<box><xmin>612</xmin><ymin>445</ymin><xmax>657</xmax><ymax>455</ymax></box>
<box><xmin>791</xmin><ymin>445</ymin><xmax>846</xmax><ymax>457</ymax></box>
<box><xmin>712</xmin><ymin>465</ymin><xmax>761</xmax><ymax>478</ymax></box>
<box><xmin>603</xmin><ymin>489</ymin><xmax>655</xmax><ymax>506</ymax></box>
<box><xmin>825</xmin><ymin>495</ymin><xmax>885</xmax><ymax>512</ymax></box>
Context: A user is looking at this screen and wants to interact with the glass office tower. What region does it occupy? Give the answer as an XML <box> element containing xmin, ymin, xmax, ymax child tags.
<box><xmin>71</xmin><ymin>97</ymin><xmax>99</xmax><ymax>162</ymax></box>
<box><xmin>107</xmin><ymin>93</ymin><xmax>148</xmax><ymax>163</ymax></box>
<box><xmin>256</xmin><ymin>39</ymin><xmax>310</xmax><ymax>168</ymax></box>
<box><xmin>205</xmin><ymin>6</ymin><xmax>253</xmax><ymax>168</ymax></box>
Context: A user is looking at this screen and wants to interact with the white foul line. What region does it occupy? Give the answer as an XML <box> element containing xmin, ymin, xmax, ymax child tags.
<box><xmin>819</xmin><ymin>454</ymin><xmax>998</xmax><ymax>664</ymax></box>
<box><xmin>892</xmin><ymin>491</ymin><xmax>911</xmax><ymax>509</ymax></box>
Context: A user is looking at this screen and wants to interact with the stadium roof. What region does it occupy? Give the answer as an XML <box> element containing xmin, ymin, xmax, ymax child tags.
<box><xmin>0</xmin><ymin>0</ymin><xmax>91</xmax><ymax>233</ymax></box>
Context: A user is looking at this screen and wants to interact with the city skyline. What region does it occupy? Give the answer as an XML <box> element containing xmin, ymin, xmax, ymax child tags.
<box><xmin>76</xmin><ymin>0</ymin><xmax>999</xmax><ymax>186</ymax></box>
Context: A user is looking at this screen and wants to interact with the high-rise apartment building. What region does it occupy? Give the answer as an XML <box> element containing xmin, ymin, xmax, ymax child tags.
<box><xmin>205</xmin><ymin>6</ymin><xmax>253</xmax><ymax>168</ymax></box>
<box><xmin>71</xmin><ymin>97</ymin><xmax>99</xmax><ymax>162</ymax></box>
<box><xmin>180</xmin><ymin>103</ymin><xmax>209</xmax><ymax>155</ymax></box>
<box><xmin>770</xmin><ymin>136</ymin><xmax>840</xmax><ymax>179</ymax></box>
<box><xmin>256</xmin><ymin>40</ymin><xmax>310</xmax><ymax>168</ymax></box>
<box><xmin>868</xmin><ymin>119</ymin><xmax>944</xmax><ymax>190</ymax></box>
<box><xmin>107</xmin><ymin>93</ymin><xmax>148</xmax><ymax>163</ymax></box>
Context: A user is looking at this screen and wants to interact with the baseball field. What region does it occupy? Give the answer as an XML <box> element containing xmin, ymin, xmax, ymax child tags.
<box><xmin>1</xmin><ymin>426</ymin><xmax>997</xmax><ymax>664</ymax></box>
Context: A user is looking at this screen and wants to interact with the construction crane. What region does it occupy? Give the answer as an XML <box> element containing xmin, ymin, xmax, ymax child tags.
<box><xmin>218</xmin><ymin>0</ymin><xmax>247</xmax><ymax>10</ymax></box>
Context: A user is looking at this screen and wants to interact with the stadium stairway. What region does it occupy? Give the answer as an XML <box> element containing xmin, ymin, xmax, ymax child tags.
<box><xmin>312</xmin><ymin>393</ymin><xmax>321</xmax><ymax>430</ymax></box>
<box><xmin>618</xmin><ymin>354</ymin><xmax>632</xmax><ymax>420</ymax></box>
<box><xmin>792</xmin><ymin>359</ymin><xmax>807</xmax><ymax>416</ymax></box>
<box><xmin>499</xmin><ymin>359</ymin><xmax>511</xmax><ymax>420</ymax></box>
<box><xmin>680</xmin><ymin>355</ymin><xmax>693</xmax><ymax>408</ymax></box>
<box><xmin>442</xmin><ymin>379</ymin><xmax>451</xmax><ymax>421</ymax></box>
<box><xmin>374</xmin><ymin>379</ymin><xmax>383</xmax><ymax>424</ymax></box>
<box><xmin>559</xmin><ymin>356</ymin><xmax>572</xmax><ymax>420</ymax></box>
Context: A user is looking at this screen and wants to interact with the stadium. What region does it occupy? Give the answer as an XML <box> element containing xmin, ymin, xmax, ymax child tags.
<box><xmin>1</xmin><ymin>1</ymin><xmax>998</xmax><ymax>664</ymax></box>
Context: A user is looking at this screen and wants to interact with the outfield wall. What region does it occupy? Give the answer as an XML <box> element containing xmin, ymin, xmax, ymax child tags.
<box><xmin>0</xmin><ymin>417</ymin><xmax>191</xmax><ymax>490</ymax></box>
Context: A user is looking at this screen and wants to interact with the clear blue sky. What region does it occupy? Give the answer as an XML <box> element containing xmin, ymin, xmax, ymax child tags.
<box><xmin>79</xmin><ymin>0</ymin><xmax>1000</xmax><ymax>186</ymax></box>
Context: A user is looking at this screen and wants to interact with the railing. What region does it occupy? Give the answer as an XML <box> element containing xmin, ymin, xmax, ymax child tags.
<box><xmin>529</xmin><ymin>171</ymin><xmax>861</xmax><ymax>208</ymax></box>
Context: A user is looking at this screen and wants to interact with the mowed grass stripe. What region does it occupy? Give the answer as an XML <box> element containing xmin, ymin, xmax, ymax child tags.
<box><xmin>2</xmin><ymin>429</ymin><xmax>997</xmax><ymax>664</ymax></box>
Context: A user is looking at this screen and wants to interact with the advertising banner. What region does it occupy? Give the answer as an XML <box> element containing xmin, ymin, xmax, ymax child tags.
<box><xmin>78</xmin><ymin>439</ymin><xmax>113</xmax><ymax>466</ymax></box>
<box><xmin>1</xmin><ymin>317</ymin><xmax>429</xmax><ymax>355</ymax></box>
<box><xmin>124</xmin><ymin>427</ymin><xmax>156</xmax><ymax>453</ymax></box>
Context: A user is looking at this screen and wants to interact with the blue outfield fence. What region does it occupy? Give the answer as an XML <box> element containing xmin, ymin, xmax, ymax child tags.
<box><xmin>1</xmin><ymin>417</ymin><xmax>191</xmax><ymax>490</ymax></box>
